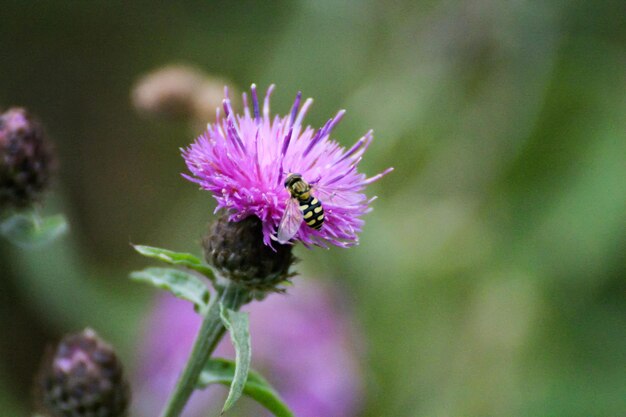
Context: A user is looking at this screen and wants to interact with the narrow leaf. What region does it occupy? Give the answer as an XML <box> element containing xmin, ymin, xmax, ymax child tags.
<box><xmin>132</xmin><ymin>244</ymin><xmax>215</xmax><ymax>280</ymax></box>
<box><xmin>198</xmin><ymin>358</ymin><xmax>295</xmax><ymax>417</ymax></box>
<box><xmin>130</xmin><ymin>267</ymin><xmax>209</xmax><ymax>311</ymax></box>
<box><xmin>219</xmin><ymin>305</ymin><xmax>251</xmax><ymax>414</ymax></box>
<box><xmin>0</xmin><ymin>211</ymin><xmax>68</xmax><ymax>248</ymax></box>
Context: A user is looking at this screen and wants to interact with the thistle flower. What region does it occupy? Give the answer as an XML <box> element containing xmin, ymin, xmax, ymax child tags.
<box><xmin>34</xmin><ymin>328</ymin><xmax>130</xmax><ymax>417</ymax></box>
<box><xmin>133</xmin><ymin>280</ymin><xmax>363</xmax><ymax>417</ymax></box>
<box><xmin>182</xmin><ymin>84</ymin><xmax>392</xmax><ymax>248</ymax></box>
<box><xmin>0</xmin><ymin>107</ymin><xmax>55</xmax><ymax>209</ymax></box>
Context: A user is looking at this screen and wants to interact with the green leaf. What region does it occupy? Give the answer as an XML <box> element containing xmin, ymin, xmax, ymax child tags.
<box><xmin>129</xmin><ymin>267</ymin><xmax>210</xmax><ymax>311</ymax></box>
<box><xmin>219</xmin><ymin>305</ymin><xmax>251</xmax><ymax>414</ymax></box>
<box><xmin>0</xmin><ymin>211</ymin><xmax>68</xmax><ymax>248</ymax></box>
<box><xmin>198</xmin><ymin>358</ymin><xmax>295</xmax><ymax>417</ymax></box>
<box><xmin>132</xmin><ymin>244</ymin><xmax>215</xmax><ymax>281</ymax></box>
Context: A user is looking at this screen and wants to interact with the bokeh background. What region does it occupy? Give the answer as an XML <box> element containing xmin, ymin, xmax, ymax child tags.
<box><xmin>1</xmin><ymin>1</ymin><xmax>625</xmax><ymax>416</ymax></box>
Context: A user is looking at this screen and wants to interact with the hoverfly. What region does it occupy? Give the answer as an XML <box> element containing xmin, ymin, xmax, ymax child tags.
<box><xmin>276</xmin><ymin>173</ymin><xmax>324</xmax><ymax>243</ymax></box>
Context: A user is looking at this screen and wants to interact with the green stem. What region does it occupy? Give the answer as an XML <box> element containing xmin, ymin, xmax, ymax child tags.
<box><xmin>159</xmin><ymin>281</ymin><xmax>246</xmax><ymax>417</ymax></box>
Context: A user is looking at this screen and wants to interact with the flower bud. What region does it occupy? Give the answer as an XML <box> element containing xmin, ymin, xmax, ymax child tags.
<box><xmin>34</xmin><ymin>328</ymin><xmax>130</xmax><ymax>417</ymax></box>
<box><xmin>190</xmin><ymin>80</ymin><xmax>228</xmax><ymax>124</ymax></box>
<box><xmin>203</xmin><ymin>215</ymin><xmax>295</xmax><ymax>292</ymax></box>
<box><xmin>132</xmin><ymin>65</ymin><xmax>206</xmax><ymax>120</ymax></box>
<box><xmin>0</xmin><ymin>107</ymin><xmax>55</xmax><ymax>209</ymax></box>
<box><xmin>131</xmin><ymin>65</ymin><xmax>232</xmax><ymax>124</ymax></box>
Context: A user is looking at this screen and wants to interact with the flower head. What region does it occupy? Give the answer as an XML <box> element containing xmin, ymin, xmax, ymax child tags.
<box><xmin>182</xmin><ymin>84</ymin><xmax>392</xmax><ymax>248</ymax></box>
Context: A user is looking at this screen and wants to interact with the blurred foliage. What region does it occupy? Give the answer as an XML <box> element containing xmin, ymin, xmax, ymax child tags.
<box><xmin>0</xmin><ymin>1</ymin><xmax>624</xmax><ymax>416</ymax></box>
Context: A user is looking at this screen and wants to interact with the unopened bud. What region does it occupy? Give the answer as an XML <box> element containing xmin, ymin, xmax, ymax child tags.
<box><xmin>190</xmin><ymin>80</ymin><xmax>229</xmax><ymax>124</ymax></box>
<box><xmin>0</xmin><ymin>108</ymin><xmax>55</xmax><ymax>209</ymax></box>
<box><xmin>34</xmin><ymin>328</ymin><xmax>130</xmax><ymax>417</ymax></box>
<box><xmin>132</xmin><ymin>64</ymin><xmax>232</xmax><ymax>124</ymax></box>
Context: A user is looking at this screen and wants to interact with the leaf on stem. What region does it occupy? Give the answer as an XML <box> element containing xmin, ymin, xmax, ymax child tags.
<box><xmin>0</xmin><ymin>211</ymin><xmax>68</xmax><ymax>248</ymax></box>
<box><xmin>129</xmin><ymin>267</ymin><xmax>210</xmax><ymax>312</ymax></box>
<box><xmin>219</xmin><ymin>305</ymin><xmax>251</xmax><ymax>414</ymax></box>
<box><xmin>198</xmin><ymin>358</ymin><xmax>295</xmax><ymax>417</ymax></box>
<box><xmin>132</xmin><ymin>244</ymin><xmax>215</xmax><ymax>281</ymax></box>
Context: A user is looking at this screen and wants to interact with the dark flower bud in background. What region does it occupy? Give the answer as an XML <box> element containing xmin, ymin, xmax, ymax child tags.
<box><xmin>0</xmin><ymin>107</ymin><xmax>55</xmax><ymax>210</ymax></box>
<box><xmin>203</xmin><ymin>215</ymin><xmax>295</xmax><ymax>293</ymax></box>
<box><xmin>131</xmin><ymin>64</ymin><xmax>232</xmax><ymax>124</ymax></box>
<box><xmin>34</xmin><ymin>328</ymin><xmax>130</xmax><ymax>417</ymax></box>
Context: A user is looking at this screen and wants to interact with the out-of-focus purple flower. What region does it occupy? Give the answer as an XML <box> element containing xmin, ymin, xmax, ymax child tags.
<box><xmin>245</xmin><ymin>280</ymin><xmax>363</xmax><ymax>417</ymax></box>
<box><xmin>182</xmin><ymin>84</ymin><xmax>392</xmax><ymax>248</ymax></box>
<box><xmin>132</xmin><ymin>280</ymin><xmax>363</xmax><ymax>417</ymax></box>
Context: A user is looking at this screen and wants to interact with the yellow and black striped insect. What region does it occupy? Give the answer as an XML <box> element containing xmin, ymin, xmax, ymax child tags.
<box><xmin>276</xmin><ymin>173</ymin><xmax>324</xmax><ymax>243</ymax></box>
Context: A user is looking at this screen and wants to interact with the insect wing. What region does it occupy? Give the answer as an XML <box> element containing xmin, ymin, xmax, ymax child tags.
<box><xmin>311</xmin><ymin>183</ymin><xmax>353</xmax><ymax>207</ymax></box>
<box><xmin>276</xmin><ymin>198</ymin><xmax>304</xmax><ymax>243</ymax></box>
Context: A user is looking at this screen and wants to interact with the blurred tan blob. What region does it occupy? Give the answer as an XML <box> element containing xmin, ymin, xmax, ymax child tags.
<box><xmin>131</xmin><ymin>64</ymin><xmax>235</xmax><ymax>125</ymax></box>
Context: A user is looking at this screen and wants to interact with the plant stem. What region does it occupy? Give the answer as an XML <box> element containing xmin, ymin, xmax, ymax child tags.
<box><xmin>159</xmin><ymin>281</ymin><xmax>246</xmax><ymax>417</ymax></box>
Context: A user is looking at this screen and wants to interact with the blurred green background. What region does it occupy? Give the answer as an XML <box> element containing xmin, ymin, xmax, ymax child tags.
<box><xmin>1</xmin><ymin>1</ymin><xmax>624</xmax><ymax>416</ymax></box>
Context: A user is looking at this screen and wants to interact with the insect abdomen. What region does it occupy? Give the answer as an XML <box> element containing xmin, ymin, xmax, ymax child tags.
<box><xmin>298</xmin><ymin>195</ymin><xmax>324</xmax><ymax>230</ymax></box>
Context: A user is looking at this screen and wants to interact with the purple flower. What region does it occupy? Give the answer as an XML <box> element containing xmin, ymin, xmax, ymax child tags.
<box><xmin>132</xmin><ymin>280</ymin><xmax>364</xmax><ymax>417</ymax></box>
<box><xmin>244</xmin><ymin>280</ymin><xmax>363</xmax><ymax>417</ymax></box>
<box><xmin>182</xmin><ymin>84</ymin><xmax>392</xmax><ymax>248</ymax></box>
